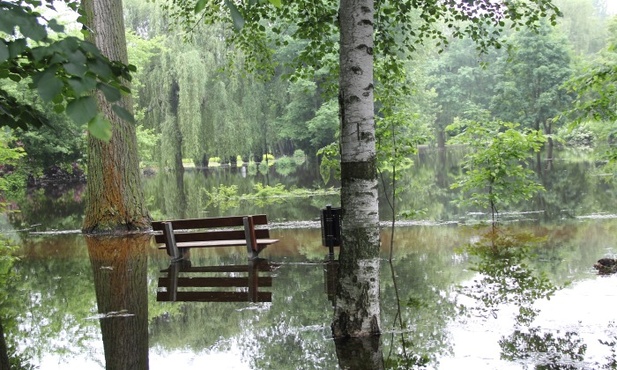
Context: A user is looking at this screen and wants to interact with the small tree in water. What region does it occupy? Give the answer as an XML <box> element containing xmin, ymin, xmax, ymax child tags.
<box><xmin>447</xmin><ymin>118</ymin><xmax>545</xmax><ymax>229</ymax></box>
<box><xmin>450</xmin><ymin>118</ymin><xmax>559</xmax><ymax>327</ymax></box>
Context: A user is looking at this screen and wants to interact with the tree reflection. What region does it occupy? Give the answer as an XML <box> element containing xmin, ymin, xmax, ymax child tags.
<box><xmin>599</xmin><ymin>327</ymin><xmax>617</xmax><ymax>369</ymax></box>
<box><xmin>0</xmin><ymin>237</ymin><xmax>34</xmax><ymax>370</ymax></box>
<box><xmin>86</xmin><ymin>234</ymin><xmax>150</xmax><ymax>370</ymax></box>
<box><xmin>499</xmin><ymin>326</ymin><xmax>587</xmax><ymax>369</ymax></box>
<box><xmin>335</xmin><ymin>336</ymin><xmax>384</xmax><ymax>370</ymax></box>
<box><xmin>459</xmin><ymin>229</ymin><xmax>558</xmax><ymax>325</ymax></box>
<box><xmin>382</xmin><ymin>256</ymin><xmax>457</xmax><ymax>369</ymax></box>
<box><xmin>455</xmin><ymin>227</ymin><xmax>601</xmax><ymax>368</ymax></box>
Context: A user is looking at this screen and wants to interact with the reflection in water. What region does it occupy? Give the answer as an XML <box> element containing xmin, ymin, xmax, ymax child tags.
<box><xmin>324</xmin><ymin>256</ymin><xmax>338</xmax><ymax>306</ymax></box>
<box><xmin>335</xmin><ymin>336</ymin><xmax>384</xmax><ymax>370</ymax></box>
<box><xmin>86</xmin><ymin>234</ymin><xmax>150</xmax><ymax>370</ymax></box>
<box><xmin>157</xmin><ymin>258</ymin><xmax>277</xmax><ymax>303</ymax></box>
<box><xmin>499</xmin><ymin>326</ymin><xmax>588</xmax><ymax>369</ymax></box>
<box><xmin>5</xmin><ymin>221</ymin><xmax>617</xmax><ymax>369</ymax></box>
<box><xmin>458</xmin><ymin>229</ymin><xmax>558</xmax><ymax>326</ymax></box>
<box><xmin>455</xmin><ymin>227</ymin><xmax>602</xmax><ymax>368</ymax></box>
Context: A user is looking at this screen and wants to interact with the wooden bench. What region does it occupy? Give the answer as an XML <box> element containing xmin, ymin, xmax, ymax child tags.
<box><xmin>157</xmin><ymin>259</ymin><xmax>277</xmax><ymax>303</ymax></box>
<box><xmin>151</xmin><ymin>214</ymin><xmax>279</xmax><ymax>260</ymax></box>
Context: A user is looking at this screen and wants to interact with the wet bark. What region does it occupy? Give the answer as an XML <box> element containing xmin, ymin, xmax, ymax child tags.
<box><xmin>332</xmin><ymin>0</ymin><xmax>381</xmax><ymax>338</ymax></box>
<box><xmin>81</xmin><ymin>0</ymin><xmax>151</xmax><ymax>233</ymax></box>
<box><xmin>86</xmin><ymin>235</ymin><xmax>150</xmax><ymax>370</ymax></box>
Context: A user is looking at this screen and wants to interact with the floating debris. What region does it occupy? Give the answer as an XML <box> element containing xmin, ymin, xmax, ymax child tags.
<box><xmin>85</xmin><ymin>309</ymin><xmax>135</xmax><ymax>320</ymax></box>
<box><xmin>594</xmin><ymin>258</ymin><xmax>617</xmax><ymax>275</ymax></box>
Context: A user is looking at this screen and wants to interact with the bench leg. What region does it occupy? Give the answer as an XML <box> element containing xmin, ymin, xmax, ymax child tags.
<box><xmin>243</xmin><ymin>216</ymin><xmax>259</xmax><ymax>259</ymax></box>
<box><xmin>162</xmin><ymin>221</ymin><xmax>183</xmax><ymax>261</ymax></box>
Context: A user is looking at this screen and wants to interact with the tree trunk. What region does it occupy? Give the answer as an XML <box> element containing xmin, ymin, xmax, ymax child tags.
<box><xmin>335</xmin><ymin>336</ymin><xmax>384</xmax><ymax>369</ymax></box>
<box><xmin>436</xmin><ymin>128</ymin><xmax>446</xmax><ymax>150</ymax></box>
<box><xmin>544</xmin><ymin>120</ymin><xmax>554</xmax><ymax>171</ymax></box>
<box><xmin>0</xmin><ymin>317</ymin><xmax>10</xmax><ymax>370</ymax></box>
<box><xmin>86</xmin><ymin>235</ymin><xmax>150</xmax><ymax>370</ymax></box>
<box><xmin>82</xmin><ymin>0</ymin><xmax>151</xmax><ymax>233</ymax></box>
<box><xmin>332</xmin><ymin>0</ymin><xmax>381</xmax><ymax>339</ymax></box>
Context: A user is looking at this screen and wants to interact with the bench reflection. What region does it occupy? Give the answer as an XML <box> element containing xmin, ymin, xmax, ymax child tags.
<box><xmin>158</xmin><ymin>258</ymin><xmax>278</xmax><ymax>303</ymax></box>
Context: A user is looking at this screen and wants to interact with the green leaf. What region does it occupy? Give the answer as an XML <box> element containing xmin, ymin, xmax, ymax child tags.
<box><xmin>67</xmin><ymin>76</ymin><xmax>97</xmax><ymax>95</ymax></box>
<box><xmin>194</xmin><ymin>0</ymin><xmax>207</xmax><ymax>13</ymax></box>
<box><xmin>225</xmin><ymin>0</ymin><xmax>245</xmax><ymax>31</ymax></box>
<box><xmin>36</xmin><ymin>71</ymin><xmax>63</xmax><ymax>102</ymax></box>
<box><xmin>112</xmin><ymin>104</ymin><xmax>135</xmax><ymax>123</ymax></box>
<box><xmin>88</xmin><ymin>114</ymin><xmax>112</xmax><ymax>141</ymax></box>
<box><xmin>64</xmin><ymin>49</ymin><xmax>88</xmax><ymax>76</ymax></box>
<box><xmin>8</xmin><ymin>74</ymin><xmax>21</xmax><ymax>82</ymax></box>
<box><xmin>97</xmin><ymin>83</ymin><xmax>122</xmax><ymax>102</ymax></box>
<box><xmin>8</xmin><ymin>39</ymin><xmax>27</xmax><ymax>58</ymax></box>
<box><xmin>53</xmin><ymin>104</ymin><xmax>64</xmax><ymax>114</ymax></box>
<box><xmin>47</xmin><ymin>19</ymin><xmax>64</xmax><ymax>33</ymax></box>
<box><xmin>268</xmin><ymin>0</ymin><xmax>281</xmax><ymax>7</ymax></box>
<box><xmin>66</xmin><ymin>96</ymin><xmax>98</xmax><ymax>125</ymax></box>
<box><xmin>19</xmin><ymin>19</ymin><xmax>47</xmax><ymax>41</ymax></box>
<box><xmin>0</xmin><ymin>12</ymin><xmax>14</xmax><ymax>34</ymax></box>
<box><xmin>0</xmin><ymin>42</ymin><xmax>8</xmax><ymax>63</ymax></box>
<box><xmin>88</xmin><ymin>58</ymin><xmax>113</xmax><ymax>79</ymax></box>
<box><xmin>64</xmin><ymin>61</ymin><xmax>88</xmax><ymax>76</ymax></box>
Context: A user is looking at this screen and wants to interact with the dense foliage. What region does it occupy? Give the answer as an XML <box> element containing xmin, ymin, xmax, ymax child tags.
<box><xmin>0</xmin><ymin>0</ymin><xmax>134</xmax><ymax>139</ymax></box>
<box><xmin>0</xmin><ymin>0</ymin><xmax>615</xmax><ymax>206</ymax></box>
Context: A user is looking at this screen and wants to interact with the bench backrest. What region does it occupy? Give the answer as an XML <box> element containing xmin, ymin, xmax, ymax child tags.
<box><xmin>152</xmin><ymin>214</ymin><xmax>271</xmax><ymax>244</ymax></box>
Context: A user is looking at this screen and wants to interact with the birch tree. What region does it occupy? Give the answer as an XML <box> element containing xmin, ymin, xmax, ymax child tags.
<box><xmin>332</xmin><ymin>0</ymin><xmax>381</xmax><ymax>337</ymax></box>
<box><xmin>168</xmin><ymin>0</ymin><xmax>561</xmax><ymax>338</ymax></box>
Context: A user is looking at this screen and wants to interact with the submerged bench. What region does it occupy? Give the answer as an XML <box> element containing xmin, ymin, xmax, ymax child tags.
<box><xmin>157</xmin><ymin>259</ymin><xmax>278</xmax><ymax>303</ymax></box>
<box><xmin>151</xmin><ymin>215</ymin><xmax>279</xmax><ymax>260</ymax></box>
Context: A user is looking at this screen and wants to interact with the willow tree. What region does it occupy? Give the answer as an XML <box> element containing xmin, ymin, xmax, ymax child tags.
<box><xmin>82</xmin><ymin>0</ymin><xmax>150</xmax><ymax>233</ymax></box>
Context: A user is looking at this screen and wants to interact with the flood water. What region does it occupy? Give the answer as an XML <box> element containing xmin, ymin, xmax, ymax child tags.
<box><xmin>2</xmin><ymin>149</ymin><xmax>617</xmax><ymax>369</ymax></box>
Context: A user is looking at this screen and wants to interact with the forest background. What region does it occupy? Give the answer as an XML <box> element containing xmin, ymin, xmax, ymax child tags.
<box><xmin>0</xmin><ymin>0</ymin><xmax>615</xmax><ymax>191</ymax></box>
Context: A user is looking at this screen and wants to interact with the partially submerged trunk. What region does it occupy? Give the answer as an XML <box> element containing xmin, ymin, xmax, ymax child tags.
<box><xmin>82</xmin><ymin>0</ymin><xmax>150</xmax><ymax>233</ymax></box>
<box><xmin>332</xmin><ymin>0</ymin><xmax>381</xmax><ymax>339</ymax></box>
<box><xmin>87</xmin><ymin>235</ymin><xmax>150</xmax><ymax>370</ymax></box>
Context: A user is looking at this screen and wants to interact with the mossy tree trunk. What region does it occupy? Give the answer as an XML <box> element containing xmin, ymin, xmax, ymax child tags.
<box><xmin>332</xmin><ymin>0</ymin><xmax>382</xmax><ymax>339</ymax></box>
<box><xmin>82</xmin><ymin>0</ymin><xmax>150</xmax><ymax>233</ymax></box>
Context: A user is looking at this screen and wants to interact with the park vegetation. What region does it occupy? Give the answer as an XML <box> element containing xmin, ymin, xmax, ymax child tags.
<box><xmin>0</xmin><ymin>0</ymin><xmax>612</xmax><ymax>187</ymax></box>
<box><xmin>0</xmin><ymin>0</ymin><xmax>616</xmax><ymax>343</ymax></box>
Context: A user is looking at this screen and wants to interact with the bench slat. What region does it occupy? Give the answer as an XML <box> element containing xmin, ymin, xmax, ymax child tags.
<box><xmin>154</xmin><ymin>229</ymin><xmax>271</xmax><ymax>244</ymax></box>
<box><xmin>156</xmin><ymin>291</ymin><xmax>272</xmax><ymax>302</ymax></box>
<box><xmin>158</xmin><ymin>276</ymin><xmax>273</xmax><ymax>288</ymax></box>
<box><xmin>156</xmin><ymin>238</ymin><xmax>279</xmax><ymax>249</ymax></box>
<box><xmin>152</xmin><ymin>214</ymin><xmax>277</xmax><ymax>260</ymax></box>
<box><xmin>152</xmin><ymin>214</ymin><xmax>269</xmax><ymax>231</ymax></box>
<box><xmin>160</xmin><ymin>264</ymin><xmax>278</xmax><ymax>273</ymax></box>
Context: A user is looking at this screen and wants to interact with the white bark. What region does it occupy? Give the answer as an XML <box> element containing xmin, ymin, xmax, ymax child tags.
<box><xmin>333</xmin><ymin>0</ymin><xmax>381</xmax><ymax>338</ymax></box>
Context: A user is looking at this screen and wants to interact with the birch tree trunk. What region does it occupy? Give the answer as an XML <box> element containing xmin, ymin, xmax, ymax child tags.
<box><xmin>82</xmin><ymin>0</ymin><xmax>151</xmax><ymax>233</ymax></box>
<box><xmin>332</xmin><ymin>0</ymin><xmax>382</xmax><ymax>338</ymax></box>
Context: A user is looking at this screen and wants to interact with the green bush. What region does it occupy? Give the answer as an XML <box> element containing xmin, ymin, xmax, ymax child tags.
<box><xmin>275</xmin><ymin>156</ymin><xmax>296</xmax><ymax>176</ymax></box>
<box><xmin>293</xmin><ymin>149</ymin><xmax>306</xmax><ymax>165</ymax></box>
